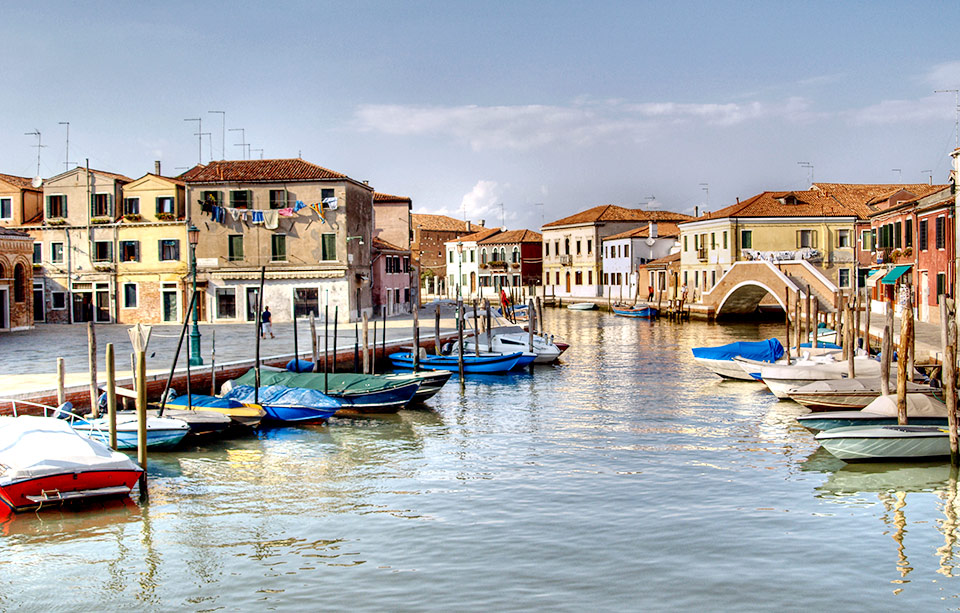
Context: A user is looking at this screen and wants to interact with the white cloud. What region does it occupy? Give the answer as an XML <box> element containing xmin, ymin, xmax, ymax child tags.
<box><xmin>924</xmin><ymin>61</ymin><xmax>960</xmax><ymax>87</ymax></box>
<box><xmin>847</xmin><ymin>94</ymin><xmax>951</xmax><ymax>125</ymax></box>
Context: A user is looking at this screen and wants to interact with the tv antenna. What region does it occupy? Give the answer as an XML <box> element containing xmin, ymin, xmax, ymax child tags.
<box><xmin>533</xmin><ymin>202</ymin><xmax>544</xmax><ymax>228</ymax></box>
<box><xmin>699</xmin><ymin>183</ymin><xmax>709</xmax><ymax>209</ymax></box>
<box><xmin>58</xmin><ymin>122</ymin><xmax>76</xmax><ymax>172</ymax></box>
<box><xmin>935</xmin><ymin>89</ymin><xmax>960</xmax><ymax>148</ymax></box>
<box><xmin>184</xmin><ymin>117</ymin><xmax>202</xmax><ymax>164</ymax></box>
<box><xmin>251</xmin><ymin>147</ymin><xmax>263</xmax><ymax>160</ymax></box>
<box><xmin>208</xmin><ymin>110</ymin><xmax>225</xmax><ymax>160</ymax></box>
<box><xmin>891</xmin><ymin>168</ymin><xmax>902</xmax><ymax>183</ymax></box>
<box><xmin>797</xmin><ymin>161</ymin><xmax>814</xmax><ymax>185</ymax></box>
<box><xmin>229</xmin><ymin>128</ymin><xmax>247</xmax><ymax>160</ymax></box>
<box><xmin>24</xmin><ymin>129</ymin><xmax>45</xmax><ymax>183</ymax></box>
<box><xmin>922</xmin><ymin>169</ymin><xmax>933</xmax><ymax>184</ymax></box>
<box><xmin>498</xmin><ymin>202</ymin><xmax>505</xmax><ymax>228</ymax></box>
<box><xmin>197</xmin><ymin>132</ymin><xmax>212</xmax><ymax>163</ymax></box>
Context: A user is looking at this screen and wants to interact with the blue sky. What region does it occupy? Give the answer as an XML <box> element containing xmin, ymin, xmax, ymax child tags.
<box><xmin>2</xmin><ymin>2</ymin><xmax>959</xmax><ymax>229</ymax></box>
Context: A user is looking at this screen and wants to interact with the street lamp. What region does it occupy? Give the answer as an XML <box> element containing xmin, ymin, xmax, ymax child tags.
<box><xmin>456</xmin><ymin>241</ymin><xmax>463</xmax><ymax>299</ymax></box>
<box><xmin>188</xmin><ymin>224</ymin><xmax>203</xmax><ymax>365</ymax></box>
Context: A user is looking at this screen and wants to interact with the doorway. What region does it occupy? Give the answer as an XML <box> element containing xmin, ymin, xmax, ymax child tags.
<box><xmin>565</xmin><ymin>272</ymin><xmax>571</xmax><ymax>293</ymax></box>
<box><xmin>0</xmin><ymin>287</ymin><xmax>7</xmax><ymax>329</ymax></box>
<box><xmin>920</xmin><ymin>271</ymin><xmax>929</xmax><ymax>321</ymax></box>
<box><xmin>33</xmin><ymin>282</ymin><xmax>44</xmax><ymax>322</ymax></box>
<box><xmin>162</xmin><ymin>285</ymin><xmax>179</xmax><ymax>322</ymax></box>
<box><xmin>246</xmin><ymin>287</ymin><xmax>260</xmax><ymax>321</ymax></box>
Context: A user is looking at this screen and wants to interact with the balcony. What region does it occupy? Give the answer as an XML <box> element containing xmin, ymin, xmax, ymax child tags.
<box><xmin>559</xmin><ymin>254</ymin><xmax>572</xmax><ymax>266</ymax></box>
<box><xmin>697</xmin><ymin>248</ymin><xmax>708</xmax><ymax>261</ymax></box>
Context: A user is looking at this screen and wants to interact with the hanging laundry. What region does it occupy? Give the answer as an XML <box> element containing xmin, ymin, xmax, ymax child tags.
<box><xmin>263</xmin><ymin>210</ymin><xmax>280</xmax><ymax>229</ymax></box>
<box><xmin>251</xmin><ymin>210</ymin><xmax>265</xmax><ymax>224</ymax></box>
<box><xmin>201</xmin><ymin>201</ymin><xmax>213</xmax><ymax>214</ymax></box>
<box><xmin>228</xmin><ymin>208</ymin><xmax>243</xmax><ymax>221</ymax></box>
<box><xmin>278</xmin><ymin>207</ymin><xmax>295</xmax><ymax>217</ymax></box>
<box><xmin>212</xmin><ymin>206</ymin><xmax>226</xmax><ymax>223</ymax></box>
<box><xmin>322</xmin><ymin>196</ymin><xmax>338</xmax><ymax>210</ymax></box>
<box><xmin>294</xmin><ymin>200</ymin><xmax>307</xmax><ymax>212</ymax></box>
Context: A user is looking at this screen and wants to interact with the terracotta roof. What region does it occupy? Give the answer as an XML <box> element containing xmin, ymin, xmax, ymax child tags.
<box><xmin>452</xmin><ymin>227</ymin><xmax>502</xmax><ymax>243</ymax></box>
<box><xmin>373</xmin><ymin>236</ymin><xmax>406</xmax><ymax>252</ymax></box>
<box><xmin>641</xmin><ymin>252</ymin><xmax>681</xmax><ymax>267</ymax></box>
<box><xmin>0</xmin><ymin>173</ymin><xmax>35</xmax><ymax>190</ymax></box>
<box><xmin>177</xmin><ymin>164</ymin><xmax>206</xmax><ymax>181</ymax></box>
<box><xmin>0</xmin><ymin>227</ymin><xmax>31</xmax><ymax>238</ymax></box>
<box><xmin>181</xmin><ymin>159</ymin><xmax>352</xmax><ymax>183</ymax></box>
<box><xmin>542</xmin><ymin>204</ymin><xmax>694</xmax><ymax>228</ymax></box>
<box><xmin>374</xmin><ymin>192</ymin><xmax>411</xmax><ymax>203</ymax></box>
<box><xmin>813</xmin><ymin>183</ymin><xmax>946</xmax><ymax>207</ymax></box>
<box><xmin>604</xmin><ymin>222</ymin><xmax>681</xmax><ymax>241</ymax></box>
<box><xmin>478</xmin><ymin>229</ymin><xmax>542</xmax><ymax>244</ymax></box>
<box><xmin>411</xmin><ymin>213</ymin><xmax>477</xmax><ymax>232</ymax></box>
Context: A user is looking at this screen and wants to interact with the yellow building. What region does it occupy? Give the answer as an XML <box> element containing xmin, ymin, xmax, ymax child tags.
<box><xmin>114</xmin><ymin>172</ymin><xmax>188</xmax><ymax>323</ymax></box>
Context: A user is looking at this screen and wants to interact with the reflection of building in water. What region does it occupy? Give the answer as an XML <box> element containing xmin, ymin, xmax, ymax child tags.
<box><xmin>812</xmin><ymin>461</ymin><xmax>960</xmax><ymax>584</ymax></box>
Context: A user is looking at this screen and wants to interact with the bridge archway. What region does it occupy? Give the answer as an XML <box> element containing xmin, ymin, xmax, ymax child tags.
<box><xmin>715</xmin><ymin>280</ymin><xmax>788</xmax><ymax>317</ymax></box>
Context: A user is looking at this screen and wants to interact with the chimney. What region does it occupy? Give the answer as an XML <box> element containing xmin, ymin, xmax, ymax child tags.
<box><xmin>155</xmin><ymin>160</ymin><xmax>161</xmax><ymax>175</ymax></box>
<box><xmin>695</xmin><ymin>206</ymin><xmax>699</xmax><ymax>217</ymax></box>
<box><xmin>466</xmin><ymin>220</ymin><xmax>472</xmax><ymax>232</ymax></box>
<box><xmin>479</xmin><ymin>219</ymin><xmax>485</xmax><ymax>227</ymax></box>
<box><xmin>650</xmin><ymin>221</ymin><xmax>658</xmax><ymax>238</ymax></box>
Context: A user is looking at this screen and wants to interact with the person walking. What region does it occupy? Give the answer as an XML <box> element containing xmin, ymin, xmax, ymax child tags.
<box><xmin>261</xmin><ymin>306</ymin><xmax>275</xmax><ymax>339</ymax></box>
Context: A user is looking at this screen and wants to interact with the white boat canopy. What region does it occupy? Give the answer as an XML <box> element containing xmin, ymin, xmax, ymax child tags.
<box><xmin>860</xmin><ymin>394</ymin><xmax>947</xmax><ymax>417</ymax></box>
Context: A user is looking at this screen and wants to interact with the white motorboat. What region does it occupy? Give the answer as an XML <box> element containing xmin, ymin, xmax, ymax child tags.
<box><xmin>816</xmin><ymin>424</ymin><xmax>950</xmax><ymax>461</ymax></box>
<box><xmin>754</xmin><ymin>356</ymin><xmax>885</xmax><ymax>399</ymax></box>
<box><xmin>460</xmin><ymin>311</ymin><xmax>565</xmax><ymax>363</ymax></box>
<box><xmin>798</xmin><ymin>393</ymin><xmax>948</xmax><ymax>432</ymax></box>
<box><xmin>567</xmin><ymin>302</ymin><xmax>597</xmax><ymax>311</ymax></box>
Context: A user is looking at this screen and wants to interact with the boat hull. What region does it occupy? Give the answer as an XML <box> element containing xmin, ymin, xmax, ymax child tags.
<box><xmin>389</xmin><ymin>352</ymin><xmax>522</xmax><ymax>374</ymax></box>
<box><xmin>261</xmin><ymin>404</ymin><xmax>337</xmax><ymax>424</ymax></box>
<box><xmin>790</xmin><ymin>387</ymin><xmax>942</xmax><ymax>411</ymax></box>
<box><xmin>816</xmin><ymin>425</ymin><xmax>950</xmax><ymax>460</ymax></box>
<box><xmin>692</xmin><ymin>357</ymin><xmax>759</xmax><ymax>381</ymax></box>
<box><xmin>332</xmin><ymin>381</ymin><xmax>421</xmax><ymax>414</ymax></box>
<box><xmin>384</xmin><ymin>370</ymin><xmax>453</xmax><ymax>403</ymax></box>
<box><xmin>612</xmin><ymin>307</ymin><xmax>657</xmax><ymax>318</ymax></box>
<box><xmin>798</xmin><ymin>413</ymin><xmax>947</xmax><ymax>432</ymax></box>
<box><xmin>74</xmin><ymin>426</ymin><xmax>189</xmax><ymax>450</ymax></box>
<box><xmin>567</xmin><ymin>303</ymin><xmax>596</xmax><ymax>310</ymax></box>
<box><xmin>0</xmin><ymin>469</ymin><xmax>142</xmax><ymax>514</ymax></box>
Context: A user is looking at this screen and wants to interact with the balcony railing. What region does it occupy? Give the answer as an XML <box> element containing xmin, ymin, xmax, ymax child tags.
<box><xmin>697</xmin><ymin>248</ymin><xmax>708</xmax><ymax>261</ymax></box>
<box><xmin>559</xmin><ymin>254</ymin><xmax>572</xmax><ymax>266</ymax></box>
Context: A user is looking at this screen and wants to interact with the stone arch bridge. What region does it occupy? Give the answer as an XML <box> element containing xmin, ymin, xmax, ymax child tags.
<box><xmin>700</xmin><ymin>260</ymin><xmax>839</xmax><ymax>318</ymax></box>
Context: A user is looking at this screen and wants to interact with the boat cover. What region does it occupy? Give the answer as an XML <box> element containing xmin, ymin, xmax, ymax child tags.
<box><xmin>166</xmin><ymin>394</ymin><xmax>248</xmax><ymax>409</ymax></box>
<box><xmin>222</xmin><ymin>385</ymin><xmax>340</xmax><ymax>409</ymax></box>
<box><xmin>692</xmin><ymin>339</ymin><xmax>784</xmax><ymax>362</ymax></box>
<box><xmin>792</xmin><ymin>378</ymin><xmax>930</xmax><ymax>394</ymax></box>
<box><xmin>860</xmin><ymin>394</ymin><xmax>947</xmax><ymax>417</ymax></box>
<box><xmin>233</xmin><ymin>369</ymin><xmax>413</xmax><ymax>394</ymax></box>
<box><xmin>0</xmin><ymin>416</ymin><xmax>141</xmax><ymax>483</ymax></box>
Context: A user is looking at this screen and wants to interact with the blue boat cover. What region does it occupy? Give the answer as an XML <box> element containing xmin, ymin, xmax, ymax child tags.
<box><xmin>222</xmin><ymin>385</ymin><xmax>340</xmax><ymax>409</ymax></box>
<box><xmin>286</xmin><ymin>359</ymin><xmax>316</xmax><ymax>373</ymax></box>
<box><xmin>166</xmin><ymin>394</ymin><xmax>247</xmax><ymax>409</ymax></box>
<box><xmin>799</xmin><ymin>341</ymin><xmax>841</xmax><ymax>349</ymax></box>
<box><xmin>691</xmin><ymin>338</ymin><xmax>784</xmax><ymax>362</ymax></box>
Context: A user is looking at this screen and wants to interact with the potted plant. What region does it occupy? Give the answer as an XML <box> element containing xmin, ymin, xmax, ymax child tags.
<box><xmin>903</xmin><ymin>246</ymin><xmax>913</xmax><ymax>257</ymax></box>
<box><xmin>123</xmin><ymin>213</ymin><xmax>142</xmax><ymax>222</ymax></box>
<box><xmin>91</xmin><ymin>217</ymin><xmax>113</xmax><ymax>225</ymax></box>
<box><xmin>157</xmin><ymin>212</ymin><xmax>177</xmax><ymax>221</ymax></box>
<box><xmin>46</xmin><ymin>218</ymin><xmax>67</xmax><ymax>226</ymax></box>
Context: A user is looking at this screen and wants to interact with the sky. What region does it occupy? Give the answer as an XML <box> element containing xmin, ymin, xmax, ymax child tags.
<box><xmin>3</xmin><ymin>1</ymin><xmax>960</xmax><ymax>230</ymax></box>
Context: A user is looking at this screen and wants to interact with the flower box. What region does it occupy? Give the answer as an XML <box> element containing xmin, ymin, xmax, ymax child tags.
<box><xmin>91</xmin><ymin>217</ymin><xmax>113</xmax><ymax>225</ymax></box>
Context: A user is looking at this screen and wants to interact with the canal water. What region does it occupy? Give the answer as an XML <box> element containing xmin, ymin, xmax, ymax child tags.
<box><xmin>2</xmin><ymin>309</ymin><xmax>960</xmax><ymax>611</ymax></box>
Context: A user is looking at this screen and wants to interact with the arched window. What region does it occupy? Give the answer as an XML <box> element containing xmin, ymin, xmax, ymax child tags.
<box><xmin>500</xmin><ymin>248</ymin><xmax>506</xmax><ymax>261</ymax></box>
<box><xmin>13</xmin><ymin>263</ymin><xmax>25</xmax><ymax>303</ymax></box>
<box><xmin>481</xmin><ymin>249</ymin><xmax>487</xmax><ymax>264</ymax></box>
<box><xmin>512</xmin><ymin>247</ymin><xmax>519</xmax><ymax>263</ymax></box>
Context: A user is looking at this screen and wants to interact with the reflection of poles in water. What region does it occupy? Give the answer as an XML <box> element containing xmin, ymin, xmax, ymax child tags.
<box><xmin>938</xmin><ymin>465</ymin><xmax>960</xmax><ymax>577</ymax></box>
<box><xmin>879</xmin><ymin>490</ymin><xmax>913</xmax><ymax>584</ymax></box>
<box><xmin>136</xmin><ymin>506</ymin><xmax>160</xmax><ymax>604</ymax></box>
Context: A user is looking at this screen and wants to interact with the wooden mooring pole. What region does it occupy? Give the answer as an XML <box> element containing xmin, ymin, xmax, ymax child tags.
<box><xmin>863</xmin><ymin>289</ymin><xmax>871</xmax><ymax>355</ymax></box>
<box><xmin>805</xmin><ymin>285</ymin><xmax>811</xmax><ymax>348</ymax></box>
<box><xmin>88</xmin><ymin>322</ymin><xmax>98</xmax><ymax>417</ymax></box>
<box><xmin>371</xmin><ymin>320</ymin><xmax>377</xmax><ymax>375</ymax></box>
<box><xmin>412</xmin><ymin>302</ymin><xmax>420</xmax><ymax>373</ymax></box>
<box><xmin>324</xmin><ymin>304</ymin><xmax>329</xmax><ymax>394</ymax></box>
<box><xmin>435</xmin><ymin>308</ymin><xmax>441</xmax><ymax>355</ymax></box>
<box><xmin>794</xmin><ymin>288</ymin><xmax>802</xmax><ymax>351</ymax></box>
<box><xmin>136</xmin><ymin>349</ymin><xmax>148</xmax><ymax>501</ymax></box>
<box><xmin>812</xmin><ymin>298</ymin><xmax>819</xmax><ymax>349</ymax></box>
<box><xmin>881</xmin><ymin>302</ymin><xmax>893</xmax><ymax>397</ymax></box>
<box><xmin>940</xmin><ymin>299</ymin><xmax>958</xmax><ymax>464</ymax></box>
<box><xmin>845</xmin><ymin>299</ymin><xmax>855</xmax><ymax>378</ymax></box>
<box><xmin>473</xmin><ymin>299</ymin><xmax>480</xmax><ymax>358</ymax></box>
<box><xmin>784</xmin><ymin>288</ymin><xmax>791</xmax><ymax>365</ymax></box>
<box><xmin>56</xmin><ymin>357</ymin><xmax>65</xmax><ymax>407</ymax></box>
<box><xmin>333</xmin><ymin>307</ymin><xmax>339</xmax><ymax>374</ymax></box>
<box><xmin>896</xmin><ymin>293</ymin><xmax>913</xmax><ymax>425</ymax></box>
<box><xmin>106</xmin><ymin>343</ymin><xmax>117</xmax><ymax>450</ymax></box>
<box><xmin>362</xmin><ymin>311</ymin><xmax>370</xmax><ymax>374</ymax></box>
<box><xmin>310</xmin><ymin>313</ymin><xmax>319</xmax><ymax>372</ymax></box>
<box><xmin>457</xmin><ymin>300</ymin><xmax>465</xmax><ymax>387</ymax></box>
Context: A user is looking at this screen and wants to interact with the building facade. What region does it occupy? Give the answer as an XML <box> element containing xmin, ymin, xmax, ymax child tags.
<box><xmin>477</xmin><ymin>229</ymin><xmax>542</xmax><ymax>292</ymax></box>
<box><xmin>444</xmin><ymin>227</ymin><xmax>501</xmax><ymax>298</ymax></box>
<box><xmin>371</xmin><ymin>237</ymin><xmax>412</xmax><ymax>316</ymax></box>
<box><xmin>0</xmin><ymin>227</ymin><xmax>34</xmax><ymax>330</ymax></box>
<box><xmin>601</xmin><ymin>222</ymin><xmax>680</xmax><ymax>301</ymax></box>
<box><xmin>411</xmin><ymin>214</ymin><xmax>482</xmax><ymax>293</ymax></box>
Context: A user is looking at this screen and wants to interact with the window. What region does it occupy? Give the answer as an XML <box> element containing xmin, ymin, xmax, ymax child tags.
<box><xmin>684</xmin><ymin>236</ymin><xmax>688</xmax><ymax>251</ymax></box>
<box><xmin>201</xmin><ymin>191</ymin><xmax>223</xmax><ymax>207</ymax></box>
<box><xmin>269</xmin><ymin>189</ymin><xmax>287</xmax><ymax>209</ymax></box>
<box><xmin>711</xmin><ymin>270</ymin><xmax>716</xmax><ymax>287</ymax></box>
<box><xmin>51</xmin><ymin>291</ymin><xmax>66</xmax><ymax>310</ymax></box>
<box><xmin>574</xmin><ymin>271</ymin><xmax>582</xmax><ymax>285</ymax></box>
<box><xmin>683</xmin><ymin>271</ymin><xmax>688</xmax><ymax>286</ymax></box>
<box><xmin>798</xmin><ymin>230</ymin><xmax>814</xmax><ymax>248</ymax></box>
<box><xmin>122</xmin><ymin>283</ymin><xmax>137</xmax><ymax>309</ymax></box>
<box><xmin>587</xmin><ymin>239</ymin><xmax>592</xmax><ymax>254</ymax></box>
<box><xmin>91</xmin><ymin>193</ymin><xmax>112</xmax><ymax>217</ymax></box>
<box><xmin>47</xmin><ymin>194</ymin><xmax>66</xmax><ymax>218</ymax></box>
<box><xmin>228</xmin><ymin>235</ymin><xmax>244</xmax><ymax>261</ymax></box>
<box><xmin>740</xmin><ymin>230</ymin><xmax>752</xmax><ymax>250</ymax></box>
<box><xmin>119</xmin><ymin>240</ymin><xmax>140</xmax><ymax>262</ymax></box>
<box><xmin>321</xmin><ymin>188</ymin><xmax>335</xmax><ymax>201</ymax></box>
<box><xmin>122</xmin><ymin>197</ymin><xmax>139</xmax><ymax>216</ymax></box>
<box><xmin>512</xmin><ymin>247</ymin><xmax>519</xmax><ymax>263</ymax></box>
<box><xmin>838</xmin><ymin>268</ymin><xmax>850</xmax><ymax>288</ymax></box>
<box><xmin>861</xmin><ymin>229</ymin><xmax>874</xmax><ymax>251</ymax></box>
<box><xmin>723</xmin><ymin>231</ymin><xmax>728</xmax><ymax>250</ymax></box>
<box><xmin>0</xmin><ymin>198</ymin><xmax>11</xmax><ymax>219</ymax></box>
<box><xmin>156</xmin><ymin>196</ymin><xmax>175</xmax><ymax>215</ymax></box>
<box><xmin>711</xmin><ymin>233</ymin><xmax>716</xmax><ymax>250</ymax></box>
<box><xmin>449</xmin><ymin>250</ymin><xmax>454</xmax><ymax>263</ymax></box>
<box><xmin>555</xmin><ymin>272</ymin><xmax>559</xmax><ymax>284</ymax></box>
<box><xmin>51</xmin><ymin>242</ymin><xmax>64</xmax><ymax>263</ymax></box>
<box><xmin>271</xmin><ymin>234</ymin><xmax>286</xmax><ymax>262</ymax></box>
<box><xmin>159</xmin><ymin>239</ymin><xmax>181</xmax><ymax>261</ymax></box>
<box><xmin>321</xmin><ymin>234</ymin><xmax>336</xmax><ymax>261</ymax></box>
<box><xmin>603</xmin><ymin>273</ymin><xmax>608</xmax><ymax>285</ymax></box>
<box><xmin>936</xmin><ymin>216</ymin><xmax>946</xmax><ymax>249</ymax></box>
<box><xmin>938</xmin><ymin>273</ymin><xmax>947</xmax><ymax>297</ymax></box>
<box><xmin>918</xmin><ymin>220</ymin><xmax>928</xmax><ymax>251</ymax></box>
<box><xmin>576</xmin><ymin>240</ymin><xmax>581</xmax><ymax>255</ymax></box>
<box><xmin>481</xmin><ymin>248</ymin><xmax>487</xmax><ymax>264</ymax></box>
<box><xmin>544</xmin><ymin>243</ymin><xmax>549</xmax><ymax>257</ymax></box>
<box><xmin>216</xmin><ymin>288</ymin><xmax>237</xmax><ymax>319</ymax></box>
<box><xmin>13</xmin><ymin>264</ymin><xmax>25</xmax><ymax>302</ymax></box>
<box><xmin>837</xmin><ymin>229</ymin><xmax>850</xmax><ymax>248</ymax></box>
<box><xmin>564</xmin><ymin>239</ymin><xmax>570</xmax><ymax>255</ymax></box>
<box><xmin>230</xmin><ymin>190</ymin><xmax>251</xmax><ymax>208</ymax></box>
<box><xmin>32</xmin><ymin>243</ymin><xmax>41</xmax><ymax>264</ymax></box>
<box><xmin>554</xmin><ymin>241</ymin><xmax>559</xmax><ymax>256</ymax></box>
<box><xmin>587</xmin><ymin>270</ymin><xmax>592</xmax><ymax>285</ymax></box>
<box><xmin>293</xmin><ymin>288</ymin><xmax>319</xmax><ymax>318</ymax></box>
<box><xmin>893</xmin><ymin>221</ymin><xmax>902</xmax><ymax>249</ymax></box>
<box><xmin>93</xmin><ymin>241</ymin><xmax>113</xmax><ymax>262</ymax></box>
<box><xmin>469</xmin><ymin>249</ymin><xmax>475</xmax><ymax>263</ymax></box>
<box><xmin>904</xmin><ymin>219</ymin><xmax>913</xmax><ymax>248</ymax></box>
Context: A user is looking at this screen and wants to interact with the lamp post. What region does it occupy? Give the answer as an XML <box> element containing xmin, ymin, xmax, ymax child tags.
<box><xmin>188</xmin><ymin>224</ymin><xmax>203</xmax><ymax>365</ymax></box>
<box><xmin>456</xmin><ymin>241</ymin><xmax>463</xmax><ymax>299</ymax></box>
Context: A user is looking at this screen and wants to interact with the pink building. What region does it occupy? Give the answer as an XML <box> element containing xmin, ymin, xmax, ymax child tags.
<box><xmin>372</xmin><ymin>236</ymin><xmax>411</xmax><ymax>316</ymax></box>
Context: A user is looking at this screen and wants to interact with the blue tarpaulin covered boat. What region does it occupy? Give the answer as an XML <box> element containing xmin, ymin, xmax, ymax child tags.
<box><xmin>691</xmin><ymin>338</ymin><xmax>785</xmax><ymax>380</ymax></box>
<box><xmin>223</xmin><ymin>385</ymin><xmax>340</xmax><ymax>424</ymax></box>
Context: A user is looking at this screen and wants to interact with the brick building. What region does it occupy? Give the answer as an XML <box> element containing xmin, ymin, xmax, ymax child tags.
<box><xmin>411</xmin><ymin>213</ymin><xmax>483</xmax><ymax>292</ymax></box>
<box><xmin>0</xmin><ymin>227</ymin><xmax>34</xmax><ymax>330</ymax></box>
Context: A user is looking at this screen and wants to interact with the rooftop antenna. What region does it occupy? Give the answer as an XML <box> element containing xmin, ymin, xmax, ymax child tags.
<box><xmin>892</xmin><ymin>168</ymin><xmax>902</xmax><ymax>183</ymax></box>
<box><xmin>699</xmin><ymin>183</ymin><xmax>709</xmax><ymax>209</ymax></box>
<box><xmin>251</xmin><ymin>147</ymin><xmax>264</xmax><ymax>160</ymax></box>
<box><xmin>197</xmin><ymin>132</ymin><xmax>212</xmax><ymax>163</ymax></box>
<box><xmin>922</xmin><ymin>169</ymin><xmax>933</xmax><ymax>184</ymax></box>
<box><xmin>935</xmin><ymin>88</ymin><xmax>960</xmax><ymax>148</ymax></box>
<box><xmin>533</xmin><ymin>202</ymin><xmax>544</xmax><ymax>228</ymax></box>
<box><xmin>24</xmin><ymin>129</ymin><xmax>45</xmax><ymax>182</ymax></box>
<box><xmin>229</xmin><ymin>128</ymin><xmax>246</xmax><ymax>160</ymax></box>
<box><xmin>644</xmin><ymin>195</ymin><xmax>656</xmax><ymax>209</ymax></box>
<box><xmin>498</xmin><ymin>202</ymin><xmax>505</xmax><ymax>228</ymax></box>
<box><xmin>797</xmin><ymin>161</ymin><xmax>814</xmax><ymax>185</ymax></box>
<box><xmin>184</xmin><ymin>118</ymin><xmax>202</xmax><ymax>165</ymax></box>
<box><xmin>58</xmin><ymin>122</ymin><xmax>75</xmax><ymax>172</ymax></box>
<box><xmin>208</xmin><ymin>111</ymin><xmax>225</xmax><ymax>160</ymax></box>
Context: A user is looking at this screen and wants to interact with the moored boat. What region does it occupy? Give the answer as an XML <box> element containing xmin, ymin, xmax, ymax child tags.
<box><xmin>754</xmin><ymin>356</ymin><xmax>885</xmax><ymax>399</ymax></box>
<box><xmin>0</xmin><ymin>415</ymin><xmax>143</xmax><ymax>514</ymax></box>
<box><xmin>787</xmin><ymin>378</ymin><xmax>941</xmax><ymax>411</ymax></box>
<box><xmin>164</xmin><ymin>394</ymin><xmax>265</xmax><ymax>429</ymax></box>
<box><xmin>816</xmin><ymin>424</ymin><xmax>950</xmax><ymax>461</ymax></box>
<box><xmin>64</xmin><ymin>411</ymin><xmax>190</xmax><ymax>450</ymax></box>
<box><xmin>285</xmin><ymin>360</ymin><xmax>452</xmax><ymax>403</ymax></box>
<box><xmin>222</xmin><ymin>385</ymin><xmax>339</xmax><ymax>424</ymax></box>
<box><xmin>798</xmin><ymin>394</ymin><xmax>948</xmax><ymax>432</ymax></box>
<box><xmin>612</xmin><ymin>305</ymin><xmax>657</xmax><ymax>318</ymax></box>
<box><xmin>567</xmin><ymin>302</ymin><xmax>597</xmax><ymax>311</ymax></box>
<box><xmin>389</xmin><ymin>351</ymin><xmax>523</xmax><ymax>373</ymax></box>
<box><xmin>691</xmin><ymin>338</ymin><xmax>784</xmax><ymax>380</ymax></box>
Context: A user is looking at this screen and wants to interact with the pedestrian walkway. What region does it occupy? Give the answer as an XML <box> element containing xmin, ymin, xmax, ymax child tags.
<box><xmin>863</xmin><ymin>309</ymin><xmax>943</xmax><ymax>364</ymax></box>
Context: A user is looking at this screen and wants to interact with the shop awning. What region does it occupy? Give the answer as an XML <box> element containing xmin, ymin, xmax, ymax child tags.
<box><xmin>880</xmin><ymin>264</ymin><xmax>912</xmax><ymax>285</ymax></box>
<box><xmin>865</xmin><ymin>268</ymin><xmax>887</xmax><ymax>288</ymax></box>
